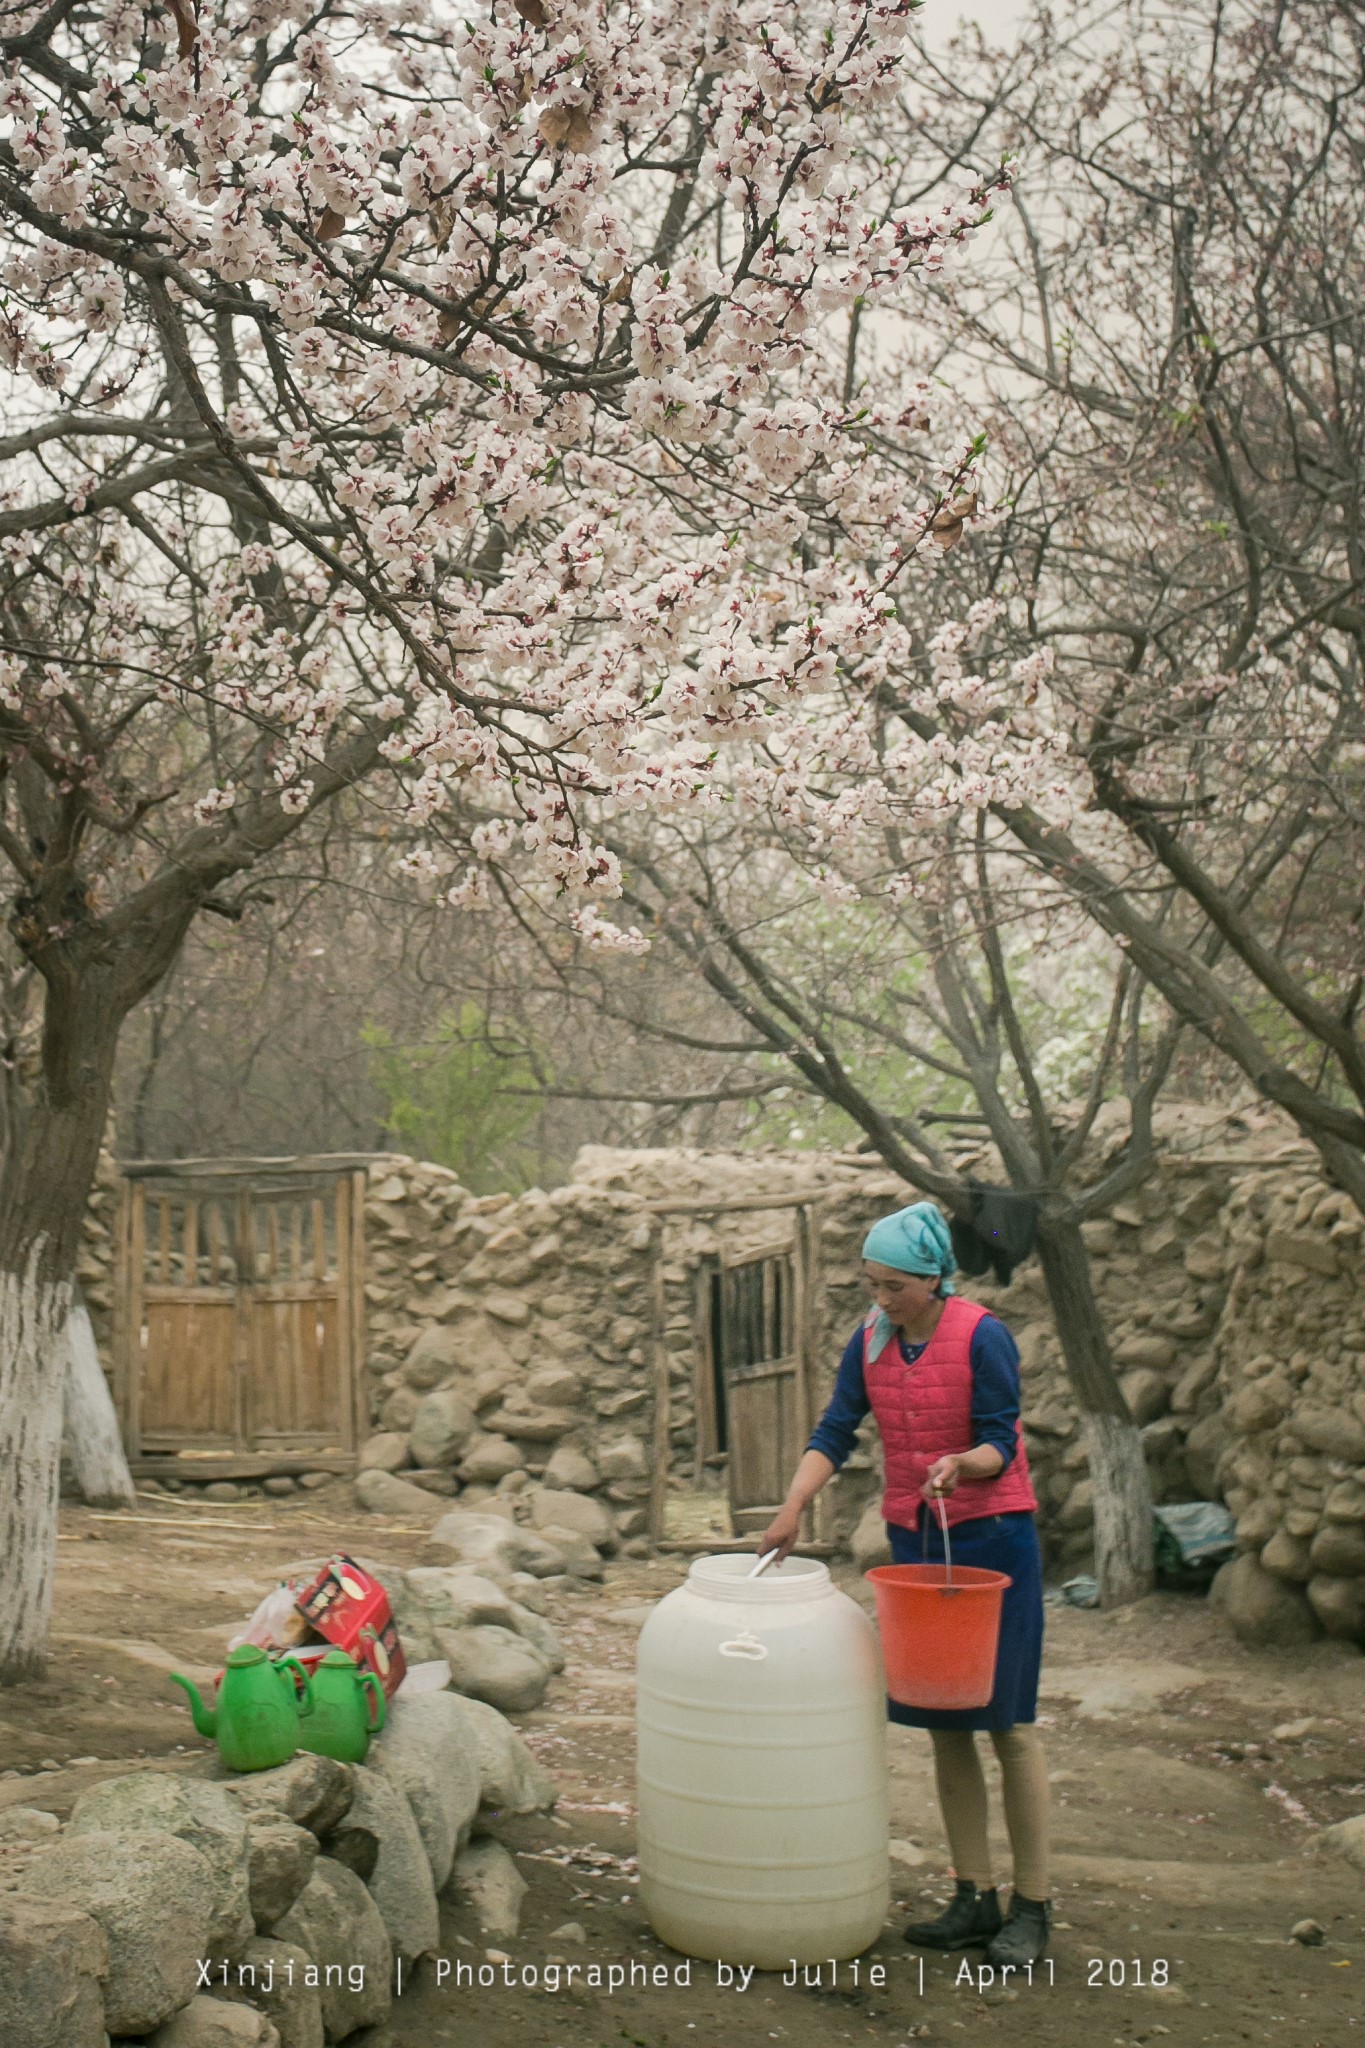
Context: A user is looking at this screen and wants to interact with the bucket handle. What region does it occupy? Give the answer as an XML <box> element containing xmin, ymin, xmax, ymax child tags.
<box><xmin>718</xmin><ymin>1628</ymin><xmax>768</xmax><ymax>1661</ymax></box>
<box><xmin>925</xmin><ymin>1488</ymin><xmax>953</xmax><ymax>1589</ymax></box>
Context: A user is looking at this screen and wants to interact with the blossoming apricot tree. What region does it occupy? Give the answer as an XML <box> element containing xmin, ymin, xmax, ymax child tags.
<box><xmin>0</xmin><ymin>0</ymin><xmax>1010</xmax><ymax>1676</ymax></box>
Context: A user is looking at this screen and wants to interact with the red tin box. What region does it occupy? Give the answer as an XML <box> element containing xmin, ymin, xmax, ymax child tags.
<box><xmin>293</xmin><ymin>1554</ymin><xmax>406</xmax><ymax>1698</ymax></box>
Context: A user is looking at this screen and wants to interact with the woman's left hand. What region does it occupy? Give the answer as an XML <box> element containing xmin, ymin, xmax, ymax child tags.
<box><xmin>923</xmin><ymin>1454</ymin><xmax>963</xmax><ymax>1499</ymax></box>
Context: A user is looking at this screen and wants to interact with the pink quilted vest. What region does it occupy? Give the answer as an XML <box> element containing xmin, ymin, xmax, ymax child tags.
<box><xmin>863</xmin><ymin>1295</ymin><xmax>1038</xmax><ymax>1529</ymax></box>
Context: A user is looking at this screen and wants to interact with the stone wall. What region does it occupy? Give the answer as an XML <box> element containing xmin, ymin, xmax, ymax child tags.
<box><xmin>1202</xmin><ymin>1168</ymin><xmax>1365</xmax><ymax>1643</ymax></box>
<box><xmin>77</xmin><ymin>1107</ymin><xmax>1365</xmax><ymax>1639</ymax></box>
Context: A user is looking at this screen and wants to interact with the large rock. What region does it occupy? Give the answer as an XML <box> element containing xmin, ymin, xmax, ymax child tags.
<box><xmin>1316</xmin><ymin>1814</ymin><xmax>1365</xmax><ymax>1873</ymax></box>
<box><xmin>1210</xmin><ymin>1554</ymin><xmax>1321</xmax><ymax>1647</ymax></box>
<box><xmin>408</xmin><ymin>1389</ymin><xmax>478</xmax><ymax>1469</ymax></box>
<box><xmin>1114</xmin><ymin>1335</ymin><xmax>1177</xmax><ymax>1371</ymax></box>
<box><xmin>223</xmin><ymin>1757</ymin><xmax>355</xmax><ymax>1838</ymax></box>
<box><xmin>404</xmin><ymin>1566</ymin><xmax>517</xmax><ymax>1632</ymax></box>
<box><xmin>353</xmin><ymin>1469</ymin><xmax>449</xmax><ymax>1523</ymax></box>
<box><xmin>23</xmin><ymin>1829</ymin><xmax>216</xmax><ymax>2036</ymax></box>
<box><xmin>542</xmin><ymin>1444</ymin><xmax>597</xmax><ymax>1491</ymax></box>
<box><xmin>525</xmin><ymin>1367</ymin><xmax>585</xmax><ymax>1409</ymax></box>
<box><xmin>1118</xmin><ymin>1367</ymin><xmax>1169</xmax><ymax>1426</ymax></box>
<box><xmin>70</xmin><ymin>1772</ymin><xmax>253</xmax><ymax>1958</ymax></box>
<box><xmin>1306</xmin><ymin>1575</ymin><xmax>1365</xmax><ymax>1642</ymax></box>
<box><xmin>403</xmin><ymin>1325</ymin><xmax>464</xmax><ymax>1388</ymax></box>
<box><xmin>528</xmin><ymin>1488</ymin><xmax>616</xmax><ymax>1550</ymax></box>
<box><xmin>1170</xmin><ymin>1351</ymin><xmax>1219</xmax><ymax>1413</ymax></box>
<box><xmin>377</xmin><ymin>1386</ymin><xmax>419</xmax><ymax>1434</ymax></box>
<box><xmin>457</xmin><ymin>1435</ymin><xmax>526</xmax><ymax>1484</ymax></box>
<box><xmin>146</xmin><ymin>1997</ymin><xmax>281</xmax><ymax>2047</ymax></box>
<box><xmin>0</xmin><ymin>1895</ymin><xmax>108</xmax><ymax>2048</ymax></box>
<box><xmin>1228</xmin><ymin>1375</ymin><xmax>1292</xmax><ymax>1435</ymax></box>
<box><xmin>244</xmin><ymin>1814</ymin><xmax>318</xmax><ymax>1929</ymax></box>
<box><xmin>444</xmin><ymin>1694</ymin><xmax>558</xmax><ymax>1815</ymax></box>
<box><xmin>507</xmin><ymin>1571</ymin><xmax>549</xmax><ymax>1614</ymax></box>
<box><xmin>0</xmin><ymin>1806</ymin><xmax>62</xmax><ymax>1842</ymax></box>
<box><xmin>322</xmin><ymin>1767</ymin><xmax>438</xmax><ymax>1967</ymax></box>
<box><xmin>851</xmin><ymin>1498</ymin><xmax>892</xmax><ymax>1570</ymax></box>
<box><xmin>1290</xmin><ymin>1406</ymin><xmax>1365</xmax><ymax>1461</ymax></box>
<box><xmin>1260</xmin><ymin>1528</ymin><xmax>1313</xmax><ymax>1582</ymax></box>
<box><xmin>507</xmin><ymin>1602</ymin><xmax>565</xmax><ymax>1672</ymax></box>
<box><xmin>357</xmin><ymin>1435</ymin><xmax>411</xmax><ymax>1475</ymax></box>
<box><xmin>535</xmin><ymin>1525</ymin><xmax>605</xmax><ymax>1579</ymax></box>
<box><xmin>369</xmin><ymin>1692</ymin><xmax>480</xmax><ymax>1889</ymax></box>
<box><xmin>1266</xmin><ymin>1230</ymin><xmax>1338</xmax><ymax>1277</ymax></box>
<box><xmin>1309</xmin><ymin>1522</ymin><xmax>1365</xmax><ymax>1579</ymax></box>
<box><xmin>483</xmin><ymin>1406</ymin><xmax>579</xmax><ymax>1443</ymax></box>
<box><xmin>210</xmin><ymin>1939</ymin><xmax>322</xmax><ymax>2048</ymax></box>
<box><xmin>271</xmin><ymin>1862</ymin><xmax>391</xmax><ymax>2042</ymax></box>
<box><xmin>427</xmin><ymin>1510</ymin><xmax>568</xmax><ymax>1578</ymax></box>
<box><xmin>1234</xmin><ymin>1496</ymin><xmax>1281</xmax><ymax>1551</ymax></box>
<box><xmin>1325</xmin><ymin>1480</ymin><xmax>1365</xmax><ymax>1523</ymax></box>
<box><xmin>444</xmin><ymin>1839</ymin><xmax>528</xmax><ymax>1941</ymax></box>
<box><xmin>596</xmin><ymin>1434</ymin><xmax>648</xmax><ymax>1481</ymax></box>
<box><xmin>436</xmin><ymin>1625</ymin><xmax>554</xmax><ymax>1714</ymax></box>
<box><xmin>404</xmin><ymin>1319</ymin><xmax>515</xmax><ymax>1388</ymax></box>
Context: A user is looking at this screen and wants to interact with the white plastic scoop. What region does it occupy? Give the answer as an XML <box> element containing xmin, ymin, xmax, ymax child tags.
<box><xmin>747</xmin><ymin>1548</ymin><xmax>781</xmax><ymax>1579</ymax></box>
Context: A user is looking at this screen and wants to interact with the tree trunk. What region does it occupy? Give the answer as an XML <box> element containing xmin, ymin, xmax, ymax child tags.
<box><xmin>1033</xmin><ymin>1213</ymin><xmax>1154</xmax><ymax>1608</ymax></box>
<box><xmin>0</xmin><ymin>977</ymin><xmax>123</xmax><ymax>1683</ymax></box>
<box><xmin>64</xmin><ymin>1287</ymin><xmax>135</xmax><ymax>1510</ymax></box>
<box><xmin>0</xmin><ymin>1246</ymin><xmax>72</xmax><ymax>1680</ymax></box>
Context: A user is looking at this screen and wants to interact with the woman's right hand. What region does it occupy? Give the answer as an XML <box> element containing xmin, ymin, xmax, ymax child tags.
<box><xmin>757</xmin><ymin>1503</ymin><xmax>802</xmax><ymax>1565</ymax></box>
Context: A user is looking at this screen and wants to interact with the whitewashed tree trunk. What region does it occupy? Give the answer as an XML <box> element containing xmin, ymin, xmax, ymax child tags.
<box><xmin>63</xmin><ymin>1289</ymin><xmax>135</xmax><ymax>1510</ymax></box>
<box><xmin>0</xmin><ymin>1243</ymin><xmax>72</xmax><ymax>1682</ymax></box>
<box><xmin>1082</xmin><ymin>1411</ymin><xmax>1155</xmax><ymax>1609</ymax></box>
<box><xmin>1035</xmin><ymin>1213</ymin><xmax>1155</xmax><ymax>1607</ymax></box>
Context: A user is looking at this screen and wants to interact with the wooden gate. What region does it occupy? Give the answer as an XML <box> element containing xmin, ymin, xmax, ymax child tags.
<box><xmin>694</xmin><ymin>1217</ymin><xmax>817</xmax><ymax>1536</ymax></box>
<box><xmin>113</xmin><ymin>1157</ymin><xmax>368</xmax><ymax>1480</ymax></box>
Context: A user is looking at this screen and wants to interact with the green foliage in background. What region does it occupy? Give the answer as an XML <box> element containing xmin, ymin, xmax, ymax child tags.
<box><xmin>362</xmin><ymin>1005</ymin><xmax>542</xmax><ymax>1192</ymax></box>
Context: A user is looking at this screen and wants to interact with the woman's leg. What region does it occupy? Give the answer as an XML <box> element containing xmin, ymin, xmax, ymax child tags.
<box><xmin>903</xmin><ymin>1731</ymin><xmax>1003</xmax><ymax>1948</ymax></box>
<box><xmin>930</xmin><ymin>1730</ymin><xmax>994</xmax><ymax>1887</ymax></box>
<box><xmin>988</xmin><ymin>1724</ymin><xmax>1051</xmax><ymax>1900</ymax></box>
<box><xmin>980</xmin><ymin>1725</ymin><xmax>1052</xmax><ymax>1966</ymax></box>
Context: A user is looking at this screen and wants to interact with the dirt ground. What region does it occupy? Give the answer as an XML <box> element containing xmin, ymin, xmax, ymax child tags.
<box><xmin>2</xmin><ymin>1485</ymin><xmax>1363</xmax><ymax>2048</ymax></box>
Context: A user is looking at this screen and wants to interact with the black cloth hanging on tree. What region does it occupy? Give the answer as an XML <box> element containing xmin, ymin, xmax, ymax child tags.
<box><xmin>950</xmin><ymin>1184</ymin><xmax>1040</xmax><ymax>1287</ymax></box>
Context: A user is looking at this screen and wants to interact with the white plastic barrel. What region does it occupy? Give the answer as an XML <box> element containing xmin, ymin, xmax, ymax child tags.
<box><xmin>635</xmin><ymin>1554</ymin><xmax>889</xmax><ymax>1969</ymax></box>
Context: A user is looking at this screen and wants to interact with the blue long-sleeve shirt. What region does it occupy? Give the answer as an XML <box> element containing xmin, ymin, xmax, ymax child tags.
<box><xmin>807</xmin><ymin>1315</ymin><xmax>1023</xmax><ymax>1473</ymax></box>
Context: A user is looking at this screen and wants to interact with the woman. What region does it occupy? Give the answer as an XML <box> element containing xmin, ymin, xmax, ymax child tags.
<box><xmin>759</xmin><ymin>1200</ymin><xmax>1051</xmax><ymax>1967</ymax></box>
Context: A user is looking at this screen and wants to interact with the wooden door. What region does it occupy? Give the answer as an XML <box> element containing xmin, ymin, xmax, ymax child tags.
<box><xmin>712</xmin><ymin>1240</ymin><xmax>812</xmax><ymax>1535</ymax></box>
<box><xmin>116</xmin><ymin>1163</ymin><xmax>364</xmax><ymax>1471</ymax></box>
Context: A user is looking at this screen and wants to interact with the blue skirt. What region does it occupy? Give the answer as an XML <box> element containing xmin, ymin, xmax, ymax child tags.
<box><xmin>884</xmin><ymin>1510</ymin><xmax>1044</xmax><ymax>1732</ymax></box>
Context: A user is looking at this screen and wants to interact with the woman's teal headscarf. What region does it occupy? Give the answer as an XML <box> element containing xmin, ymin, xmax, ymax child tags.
<box><xmin>862</xmin><ymin>1201</ymin><xmax>957</xmax><ymax>1353</ymax></box>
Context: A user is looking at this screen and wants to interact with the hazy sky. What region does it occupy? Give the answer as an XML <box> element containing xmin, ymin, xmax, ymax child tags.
<box><xmin>922</xmin><ymin>0</ymin><xmax>1029</xmax><ymax>45</ymax></box>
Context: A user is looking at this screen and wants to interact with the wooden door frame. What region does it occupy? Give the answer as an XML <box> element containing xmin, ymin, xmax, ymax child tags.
<box><xmin>645</xmin><ymin>1192</ymin><xmax>824</xmax><ymax>1542</ymax></box>
<box><xmin>112</xmin><ymin>1153</ymin><xmax>372</xmax><ymax>1481</ymax></box>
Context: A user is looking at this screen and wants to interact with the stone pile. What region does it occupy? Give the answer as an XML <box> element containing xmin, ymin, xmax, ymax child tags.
<box><xmin>0</xmin><ymin>1680</ymin><xmax>556</xmax><ymax>2046</ymax></box>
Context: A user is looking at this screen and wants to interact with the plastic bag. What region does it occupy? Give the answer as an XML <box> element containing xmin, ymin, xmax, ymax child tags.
<box><xmin>228</xmin><ymin>1583</ymin><xmax>314</xmax><ymax>1653</ymax></box>
<box><xmin>394</xmin><ymin>1659</ymin><xmax>451</xmax><ymax>1699</ymax></box>
<box><xmin>1153</xmin><ymin>1501</ymin><xmax>1236</xmax><ymax>1587</ymax></box>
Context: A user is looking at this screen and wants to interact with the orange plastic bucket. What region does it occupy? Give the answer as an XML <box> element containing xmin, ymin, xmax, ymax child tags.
<box><xmin>865</xmin><ymin>1564</ymin><xmax>1012</xmax><ymax>1710</ymax></box>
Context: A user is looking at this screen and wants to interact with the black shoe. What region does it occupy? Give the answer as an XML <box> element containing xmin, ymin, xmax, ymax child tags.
<box><xmin>904</xmin><ymin>1879</ymin><xmax>1003</xmax><ymax>1950</ymax></box>
<box><xmin>983</xmin><ymin>1894</ymin><xmax>1051</xmax><ymax>1967</ymax></box>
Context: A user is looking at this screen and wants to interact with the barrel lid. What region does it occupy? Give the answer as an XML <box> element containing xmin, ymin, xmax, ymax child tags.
<box><xmin>685</xmin><ymin>1554</ymin><xmax>833</xmax><ymax>1602</ymax></box>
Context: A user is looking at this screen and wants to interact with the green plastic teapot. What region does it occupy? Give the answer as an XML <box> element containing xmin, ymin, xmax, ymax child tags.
<box><xmin>170</xmin><ymin>1646</ymin><xmax>315</xmax><ymax>1773</ymax></box>
<box><xmin>296</xmin><ymin>1648</ymin><xmax>386</xmax><ymax>1764</ymax></box>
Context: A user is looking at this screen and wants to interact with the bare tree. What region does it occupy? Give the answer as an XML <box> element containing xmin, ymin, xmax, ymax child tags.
<box><xmin>501</xmin><ymin>804</ymin><xmax>1177</xmax><ymax>1604</ymax></box>
<box><xmin>882</xmin><ymin>0</ymin><xmax>1365</xmax><ymax>1205</ymax></box>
